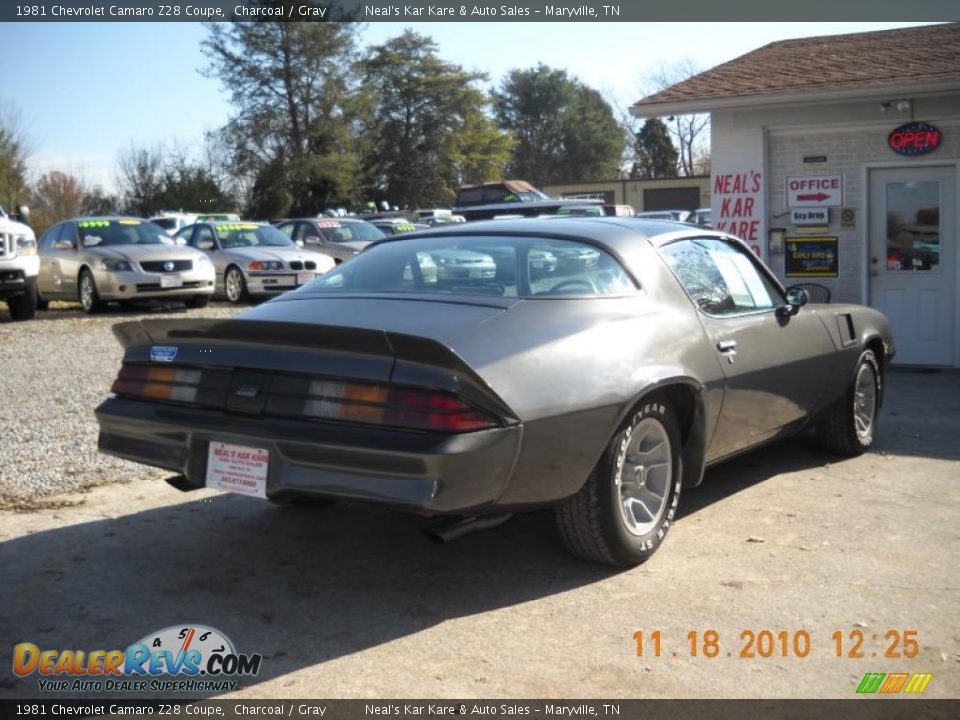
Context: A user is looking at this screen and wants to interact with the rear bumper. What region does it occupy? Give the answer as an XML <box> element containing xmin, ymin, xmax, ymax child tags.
<box><xmin>95</xmin><ymin>396</ymin><xmax>523</xmax><ymax>514</ymax></box>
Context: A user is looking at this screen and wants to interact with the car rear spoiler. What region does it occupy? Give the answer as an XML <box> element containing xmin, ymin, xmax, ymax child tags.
<box><xmin>111</xmin><ymin>319</ymin><xmax>519</xmax><ymax>424</ymax></box>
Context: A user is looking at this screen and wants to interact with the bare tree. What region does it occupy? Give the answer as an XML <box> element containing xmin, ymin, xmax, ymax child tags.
<box><xmin>642</xmin><ymin>60</ymin><xmax>710</xmax><ymax>177</ymax></box>
<box><xmin>0</xmin><ymin>102</ymin><xmax>34</xmax><ymax>211</ymax></box>
<box><xmin>116</xmin><ymin>143</ymin><xmax>165</xmax><ymax>216</ymax></box>
<box><xmin>30</xmin><ymin>171</ymin><xmax>87</xmax><ymax>233</ymax></box>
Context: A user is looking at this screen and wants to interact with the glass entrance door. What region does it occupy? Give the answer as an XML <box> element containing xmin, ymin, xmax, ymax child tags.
<box><xmin>868</xmin><ymin>166</ymin><xmax>956</xmax><ymax>366</ymax></box>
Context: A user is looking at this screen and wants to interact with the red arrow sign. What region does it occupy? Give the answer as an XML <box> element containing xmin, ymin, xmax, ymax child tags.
<box><xmin>797</xmin><ymin>192</ymin><xmax>830</xmax><ymax>201</ymax></box>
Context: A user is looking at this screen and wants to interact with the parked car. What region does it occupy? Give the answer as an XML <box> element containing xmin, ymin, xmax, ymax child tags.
<box><xmin>175</xmin><ymin>221</ymin><xmax>335</xmax><ymax>303</ymax></box>
<box><xmin>0</xmin><ymin>207</ymin><xmax>39</xmax><ymax>320</ymax></box>
<box><xmin>196</xmin><ymin>213</ymin><xmax>241</xmax><ymax>222</ymax></box>
<box><xmin>96</xmin><ymin>218</ymin><xmax>893</xmax><ymax>567</ymax></box>
<box><xmin>36</xmin><ymin>217</ymin><xmax>215</xmax><ymax>313</ymax></box>
<box><xmin>431</xmin><ymin>248</ymin><xmax>497</xmax><ymax>282</ymax></box>
<box><xmin>452</xmin><ymin>180</ymin><xmax>604</xmax><ymax>221</ymax></box>
<box><xmin>690</xmin><ymin>208</ymin><xmax>712</xmax><ymax>227</ymax></box>
<box><xmin>422</xmin><ymin>215</ymin><xmax>466</xmax><ymax>226</ymax></box>
<box><xmin>480</xmin><ymin>244</ymin><xmax>558</xmax><ymax>280</ymax></box>
<box><xmin>635</xmin><ymin>210</ymin><xmax>687</xmax><ymax>221</ymax></box>
<box><xmin>370</xmin><ymin>219</ymin><xmax>429</xmax><ymax>236</ymax></box>
<box><xmin>274</xmin><ymin>217</ymin><xmax>385</xmax><ymax>263</ymax></box>
<box><xmin>149</xmin><ymin>212</ymin><xmax>199</xmax><ymax>235</ymax></box>
<box><xmin>556</xmin><ymin>205</ymin><xmax>604</xmax><ymax>217</ymax></box>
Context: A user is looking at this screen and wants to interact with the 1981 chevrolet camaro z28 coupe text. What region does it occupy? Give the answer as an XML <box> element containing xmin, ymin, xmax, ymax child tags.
<box><xmin>95</xmin><ymin>218</ymin><xmax>894</xmax><ymax>566</ymax></box>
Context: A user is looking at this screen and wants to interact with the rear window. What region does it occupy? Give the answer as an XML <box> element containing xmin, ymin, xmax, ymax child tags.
<box><xmin>301</xmin><ymin>235</ymin><xmax>636</xmax><ymax>298</ymax></box>
<box><xmin>455</xmin><ymin>188</ymin><xmax>485</xmax><ymax>205</ymax></box>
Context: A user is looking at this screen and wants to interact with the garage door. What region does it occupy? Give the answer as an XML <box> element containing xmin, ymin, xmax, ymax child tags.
<box><xmin>644</xmin><ymin>187</ymin><xmax>700</xmax><ymax>212</ymax></box>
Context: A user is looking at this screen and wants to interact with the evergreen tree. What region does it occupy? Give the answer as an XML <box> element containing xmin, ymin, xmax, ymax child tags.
<box><xmin>203</xmin><ymin>15</ymin><xmax>362</xmax><ymax>214</ymax></box>
<box><xmin>494</xmin><ymin>64</ymin><xmax>625</xmax><ymax>185</ymax></box>
<box><xmin>631</xmin><ymin>118</ymin><xmax>679</xmax><ymax>179</ymax></box>
<box><xmin>360</xmin><ymin>30</ymin><xmax>512</xmax><ymax>208</ymax></box>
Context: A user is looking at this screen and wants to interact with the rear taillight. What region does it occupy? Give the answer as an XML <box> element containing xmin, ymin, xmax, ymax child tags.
<box><xmin>111</xmin><ymin>365</ymin><xmax>201</xmax><ymax>403</ymax></box>
<box><xmin>109</xmin><ymin>364</ymin><xmax>499</xmax><ymax>434</ymax></box>
<box><xmin>304</xmin><ymin>380</ymin><xmax>497</xmax><ymax>432</ymax></box>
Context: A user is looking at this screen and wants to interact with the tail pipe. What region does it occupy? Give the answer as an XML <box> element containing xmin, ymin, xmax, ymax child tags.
<box><xmin>425</xmin><ymin>514</ymin><xmax>514</xmax><ymax>543</ymax></box>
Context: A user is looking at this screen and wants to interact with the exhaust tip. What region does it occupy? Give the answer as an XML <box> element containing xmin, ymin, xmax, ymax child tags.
<box><xmin>425</xmin><ymin>514</ymin><xmax>513</xmax><ymax>543</ymax></box>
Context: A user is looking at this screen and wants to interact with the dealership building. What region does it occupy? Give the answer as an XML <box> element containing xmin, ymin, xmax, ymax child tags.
<box><xmin>631</xmin><ymin>23</ymin><xmax>960</xmax><ymax>367</ymax></box>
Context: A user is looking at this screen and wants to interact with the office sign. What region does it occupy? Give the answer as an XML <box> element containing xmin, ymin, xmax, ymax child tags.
<box><xmin>786</xmin><ymin>175</ymin><xmax>843</xmax><ymax>207</ymax></box>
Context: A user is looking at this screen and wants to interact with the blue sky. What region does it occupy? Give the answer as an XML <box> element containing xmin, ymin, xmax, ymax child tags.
<box><xmin>1</xmin><ymin>21</ymin><xmax>932</xmax><ymax>190</ymax></box>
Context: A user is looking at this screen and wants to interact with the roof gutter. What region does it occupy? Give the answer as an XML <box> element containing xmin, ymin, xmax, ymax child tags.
<box><xmin>629</xmin><ymin>78</ymin><xmax>960</xmax><ymax>118</ymax></box>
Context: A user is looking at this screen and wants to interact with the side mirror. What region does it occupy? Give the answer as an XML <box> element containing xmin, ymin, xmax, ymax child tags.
<box><xmin>295</xmin><ymin>239</ymin><xmax>304</xmax><ymax>247</ymax></box>
<box><xmin>304</xmin><ymin>235</ymin><xmax>321</xmax><ymax>245</ymax></box>
<box><xmin>197</xmin><ymin>239</ymin><xmax>215</xmax><ymax>250</ymax></box>
<box><xmin>174</xmin><ymin>237</ymin><xmax>188</xmax><ymax>246</ymax></box>
<box><xmin>776</xmin><ymin>287</ymin><xmax>808</xmax><ymax>319</ymax></box>
<box><xmin>785</xmin><ymin>286</ymin><xmax>810</xmax><ymax>307</ymax></box>
<box><xmin>54</xmin><ymin>239</ymin><xmax>74</xmax><ymax>250</ymax></box>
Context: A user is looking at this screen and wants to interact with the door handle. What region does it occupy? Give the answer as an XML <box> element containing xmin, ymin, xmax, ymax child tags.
<box><xmin>717</xmin><ymin>340</ymin><xmax>738</xmax><ymax>352</ymax></box>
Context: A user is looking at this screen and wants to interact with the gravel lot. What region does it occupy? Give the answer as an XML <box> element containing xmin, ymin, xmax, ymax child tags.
<box><xmin>0</xmin><ymin>300</ymin><xmax>243</xmax><ymax>504</ymax></box>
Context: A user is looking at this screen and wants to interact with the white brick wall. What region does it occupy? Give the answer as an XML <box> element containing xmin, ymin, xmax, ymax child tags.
<box><xmin>714</xmin><ymin>93</ymin><xmax>960</xmax><ymax>305</ymax></box>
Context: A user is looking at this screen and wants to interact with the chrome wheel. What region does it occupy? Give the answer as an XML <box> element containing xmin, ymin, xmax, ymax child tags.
<box><xmin>225</xmin><ymin>268</ymin><xmax>244</xmax><ymax>303</ymax></box>
<box><xmin>853</xmin><ymin>362</ymin><xmax>877</xmax><ymax>442</ymax></box>
<box><xmin>80</xmin><ymin>273</ymin><xmax>95</xmax><ymax>312</ymax></box>
<box><xmin>616</xmin><ymin>417</ymin><xmax>673</xmax><ymax>536</ymax></box>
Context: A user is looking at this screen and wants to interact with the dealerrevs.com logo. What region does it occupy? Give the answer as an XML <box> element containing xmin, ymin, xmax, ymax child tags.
<box><xmin>13</xmin><ymin>625</ymin><xmax>263</xmax><ymax>693</ymax></box>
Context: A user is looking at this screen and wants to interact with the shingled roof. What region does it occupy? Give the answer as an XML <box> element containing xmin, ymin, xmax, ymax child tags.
<box><xmin>632</xmin><ymin>23</ymin><xmax>960</xmax><ymax>115</ymax></box>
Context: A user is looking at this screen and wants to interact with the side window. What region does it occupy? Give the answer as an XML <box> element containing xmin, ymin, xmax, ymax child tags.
<box><xmin>276</xmin><ymin>222</ymin><xmax>295</xmax><ymax>239</ymax></box>
<box><xmin>661</xmin><ymin>238</ymin><xmax>782</xmax><ymax>316</ymax></box>
<box><xmin>295</xmin><ymin>223</ymin><xmax>316</xmax><ymax>243</ymax></box>
<box><xmin>40</xmin><ymin>223</ymin><xmax>63</xmax><ymax>249</ymax></box>
<box><xmin>193</xmin><ymin>225</ymin><xmax>215</xmax><ymax>248</ymax></box>
<box><xmin>59</xmin><ymin>223</ymin><xmax>77</xmax><ymax>247</ymax></box>
<box><xmin>174</xmin><ymin>226</ymin><xmax>194</xmax><ymax>245</ymax></box>
<box><xmin>661</xmin><ymin>239</ymin><xmax>736</xmax><ymax>315</ymax></box>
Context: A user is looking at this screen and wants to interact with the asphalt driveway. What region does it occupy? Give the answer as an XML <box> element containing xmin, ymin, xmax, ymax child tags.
<box><xmin>1</xmin><ymin>370</ymin><xmax>958</xmax><ymax>699</ymax></box>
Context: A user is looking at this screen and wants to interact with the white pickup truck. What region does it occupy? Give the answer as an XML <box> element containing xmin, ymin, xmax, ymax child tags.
<box><xmin>0</xmin><ymin>206</ymin><xmax>39</xmax><ymax>321</ymax></box>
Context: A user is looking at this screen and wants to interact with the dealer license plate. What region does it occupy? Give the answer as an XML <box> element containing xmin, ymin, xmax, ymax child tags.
<box><xmin>205</xmin><ymin>441</ymin><xmax>268</xmax><ymax>499</ymax></box>
<box><xmin>160</xmin><ymin>274</ymin><xmax>183</xmax><ymax>288</ymax></box>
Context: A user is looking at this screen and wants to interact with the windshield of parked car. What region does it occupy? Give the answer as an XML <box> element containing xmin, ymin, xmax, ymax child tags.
<box><xmin>216</xmin><ymin>224</ymin><xmax>296</xmax><ymax>249</ymax></box>
<box><xmin>78</xmin><ymin>219</ymin><xmax>173</xmax><ymax>247</ymax></box>
<box><xmin>301</xmin><ymin>235</ymin><xmax>636</xmax><ymax>298</ymax></box>
<box><xmin>151</xmin><ymin>218</ymin><xmax>178</xmax><ymax>231</ymax></box>
<box><xmin>317</xmin><ymin>221</ymin><xmax>385</xmax><ymax>243</ymax></box>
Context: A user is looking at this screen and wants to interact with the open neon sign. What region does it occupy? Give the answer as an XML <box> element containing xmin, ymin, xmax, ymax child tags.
<box><xmin>888</xmin><ymin>122</ymin><xmax>941</xmax><ymax>156</ymax></box>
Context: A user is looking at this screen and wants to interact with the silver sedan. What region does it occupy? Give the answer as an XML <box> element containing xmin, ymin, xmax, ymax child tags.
<box><xmin>36</xmin><ymin>217</ymin><xmax>216</xmax><ymax>313</ymax></box>
<box><xmin>175</xmin><ymin>222</ymin><xmax>336</xmax><ymax>303</ymax></box>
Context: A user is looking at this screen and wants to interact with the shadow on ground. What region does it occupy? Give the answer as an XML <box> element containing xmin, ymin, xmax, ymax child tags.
<box><xmin>0</xmin><ymin>493</ymin><xmax>612</xmax><ymax>698</ymax></box>
<box><xmin>1</xmin><ymin>370</ymin><xmax>956</xmax><ymax>697</ymax></box>
<box><xmin>0</xmin><ymin>434</ymin><xmax>847</xmax><ymax>699</ymax></box>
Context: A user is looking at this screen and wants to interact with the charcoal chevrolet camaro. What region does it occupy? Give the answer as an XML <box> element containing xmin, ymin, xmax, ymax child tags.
<box><xmin>95</xmin><ymin>218</ymin><xmax>894</xmax><ymax>566</ymax></box>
